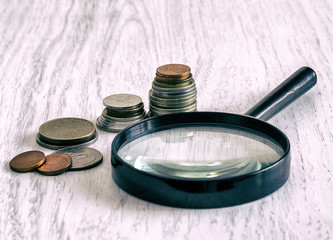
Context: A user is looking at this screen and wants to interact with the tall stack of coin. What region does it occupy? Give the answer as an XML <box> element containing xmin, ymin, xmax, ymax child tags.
<box><xmin>96</xmin><ymin>94</ymin><xmax>146</xmax><ymax>132</ymax></box>
<box><xmin>148</xmin><ymin>64</ymin><xmax>197</xmax><ymax>116</ymax></box>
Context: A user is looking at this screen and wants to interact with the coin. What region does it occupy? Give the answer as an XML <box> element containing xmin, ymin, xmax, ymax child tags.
<box><xmin>156</xmin><ymin>64</ymin><xmax>191</xmax><ymax>78</ymax></box>
<box><xmin>152</xmin><ymin>79</ymin><xmax>196</xmax><ymax>93</ymax></box>
<box><xmin>36</xmin><ymin>132</ymin><xmax>98</xmax><ymax>150</ymax></box>
<box><xmin>55</xmin><ymin>146</ymin><xmax>103</xmax><ymax>171</ymax></box>
<box><xmin>9</xmin><ymin>150</ymin><xmax>46</xmax><ymax>172</ymax></box>
<box><xmin>38</xmin><ymin>118</ymin><xmax>96</xmax><ymax>145</ymax></box>
<box><xmin>103</xmin><ymin>94</ymin><xmax>143</xmax><ymax>110</ymax></box>
<box><xmin>149</xmin><ymin>102</ymin><xmax>197</xmax><ymax>115</ymax></box>
<box><xmin>37</xmin><ymin>153</ymin><xmax>72</xmax><ymax>176</ymax></box>
<box><xmin>102</xmin><ymin>108</ymin><xmax>146</xmax><ymax>122</ymax></box>
<box><xmin>155</xmin><ymin>74</ymin><xmax>192</xmax><ymax>83</ymax></box>
<box><xmin>105</xmin><ymin>106</ymin><xmax>144</xmax><ymax>118</ymax></box>
<box><xmin>149</xmin><ymin>92</ymin><xmax>197</xmax><ymax>108</ymax></box>
<box><xmin>153</xmin><ymin>78</ymin><xmax>191</xmax><ymax>89</ymax></box>
<box><xmin>96</xmin><ymin>116</ymin><xmax>143</xmax><ymax>132</ymax></box>
<box><xmin>152</xmin><ymin>86</ymin><xmax>197</xmax><ymax>98</ymax></box>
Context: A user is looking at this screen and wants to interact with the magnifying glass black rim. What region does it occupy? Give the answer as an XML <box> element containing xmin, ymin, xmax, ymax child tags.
<box><xmin>111</xmin><ymin>111</ymin><xmax>291</xmax><ymax>208</ymax></box>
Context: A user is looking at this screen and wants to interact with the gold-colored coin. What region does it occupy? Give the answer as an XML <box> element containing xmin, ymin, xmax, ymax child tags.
<box><xmin>38</xmin><ymin>118</ymin><xmax>96</xmax><ymax>145</ymax></box>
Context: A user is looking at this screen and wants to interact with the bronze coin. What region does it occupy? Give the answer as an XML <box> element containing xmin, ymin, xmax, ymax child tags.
<box><xmin>9</xmin><ymin>150</ymin><xmax>45</xmax><ymax>172</ymax></box>
<box><xmin>37</xmin><ymin>153</ymin><xmax>72</xmax><ymax>176</ymax></box>
<box><xmin>156</xmin><ymin>64</ymin><xmax>191</xmax><ymax>78</ymax></box>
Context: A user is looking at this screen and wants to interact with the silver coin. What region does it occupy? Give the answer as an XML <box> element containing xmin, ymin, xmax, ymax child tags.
<box><xmin>103</xmin><ymin>94</ymin><xmax>143</xmax><ymax>110</ymax></box>
<box><xmin>96</xmin><ymin>115</ymin><xmax>145</xmax><ymax>132</ymax></box>
<box><xmin>150</xmin><ymin>108</ymin><xmax>198</xmax><ymax>116</ymax></box>
<box><xmin>149</xmin><ymin>98</ymin><xmax>197</xmax><ymax>108</ymax></box>
<box><xmin>105</xmin><ymin>106</ymin><xmax>144</xmax><ymax>118</ymax></box>
<box><xmin>152</xmin><ymin>87</ymin><xmax>197</xmax><ymax>98</ymax></box>
<box><xmin>102</xmin><ymin>108</ymin><xmax>146</xmax><ymax>122</ymax></box>
<box><xmin>149</xmin><ymin>90</ymin><xmax>197</xmax><ymax>108</ymax></box>
<box><xmin>36</xmin><ymin>132</ymin><xmax>98</xmax><ymax>150</ymax></box>
<box><xmin>153</xmin><ymin>78</ymin><xmax>192</xmax><ymax>88</ymax></box>
<box><xmin>149</xmin><ymin>89</ymin><xmax>196</xmax><ymax>102</ymax></box>
<box><xmin>149</xmin><ymin>102</ymin><xmax>197</xmax><ymax>116</ymax></box>
<box><xmin>55</xmin><ymin>146</ymin><xmax>103</xmax><ymax>171</ymax></box>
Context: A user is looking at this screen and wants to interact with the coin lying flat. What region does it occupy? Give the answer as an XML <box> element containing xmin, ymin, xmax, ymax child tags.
<box><xmin>9</xmin><ymin>150</ymin><xmax>46</xmax><ymax>172</ymax></box>
<box><xmin>55</xmin><ymin>146</ymin><xmax>103</xmax><ymax>171</ymax></box>
<box><xmin>155</xmin><ymin>74</ymin><xmax>191</xmax><ymax>83</ymax></box>
<box><xmin>38</xmin><ymin>118</ymin><xmax>96</xmax><ymax>145</ymax></box>
<box><xmin>153</xmin><ymin>78</ymin><xmax>191</xmax><ymax>88</ymax></box>
<box><xmin>36</xmin><ymin>132</ymin><xmax>98</xmax><ymax>150</ymax></box>
<box><xmin>106</xmin><ymin>107</ymin><xmax>144</xmax><ymax>118</ymax></box>
<box><xmin>103</xmin><ymin>94</ymin><xmax>143</xmax><ymax>110</ymax></box>
<box><xmin>156</xmin><ymin>64</ymin><xmax>191</xmax><ymax>78</ymax></box>
<box><xmin>37</xmin><ymin>153</ymin><xmax>72</xmax><ymax>176</ymax></box>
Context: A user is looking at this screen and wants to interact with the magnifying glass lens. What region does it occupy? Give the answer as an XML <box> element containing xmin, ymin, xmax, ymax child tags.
<box><xmin>117</xmin><ymin>126</ymin><xmax>284</xmax><ymax>179</ymax></box>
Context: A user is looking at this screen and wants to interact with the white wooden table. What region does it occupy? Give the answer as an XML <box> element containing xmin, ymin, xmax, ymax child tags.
<box><xmin>1</xmin><ymin>0</ymin><xmax>332</xmax><ymax>239</ymax></box>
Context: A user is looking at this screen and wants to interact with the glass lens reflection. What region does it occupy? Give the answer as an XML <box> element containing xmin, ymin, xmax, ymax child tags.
<box><xmin>117</xmin><ymin>126</ymin><xmax>284</xmax><ymax>179</ymax></box>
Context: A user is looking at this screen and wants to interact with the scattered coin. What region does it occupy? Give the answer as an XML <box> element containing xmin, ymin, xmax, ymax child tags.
<box><xmin>37</xmin><ymin>153</ymin><xmax>72</xmax><ymax>176</ymax></box>
<box><xmin>9</xmin><ymin>150</ymin><xmax>46</xmax><ymax>172</ymax></box>
<box><xmin>37</xmin><ymin>118</ymin><xmax>97</xmax><ymax>148</ymax></box>
<box><xmin>55</xmin><ymin>146</ymin><xmax>103</xmax><ymax>171</ymax></box>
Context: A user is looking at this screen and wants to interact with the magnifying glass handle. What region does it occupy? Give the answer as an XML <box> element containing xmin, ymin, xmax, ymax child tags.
<box><xmin>244</xmin><ymin>66</ymin><xmax>317</xmax><ymax>121</ymax></box>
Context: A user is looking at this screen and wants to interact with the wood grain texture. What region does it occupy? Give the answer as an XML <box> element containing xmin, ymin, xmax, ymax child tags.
<box><xmin>1</xmin><ymin>0</ymin><xmax>333</xmax><ymax>239</ymax></box>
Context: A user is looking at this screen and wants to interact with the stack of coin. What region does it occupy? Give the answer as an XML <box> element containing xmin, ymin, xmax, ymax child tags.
<box><xmin>148</xmin><ymin>64</ymin><xmax>197</xmax><ymax>116</ymax></box>
<box><xmin>9</xmin><ymin>146</ymin><xmax>103</xmax><ymax>176</ymax></box>
<box><xmin>96</xmin><ymin>94</ymin><xmax>146</xmax><ymax>132</ymax></box>
<box><xmin>36</xmin><ymin>118</ymin><xmax>97</xmax><ymax>150</ymax></box>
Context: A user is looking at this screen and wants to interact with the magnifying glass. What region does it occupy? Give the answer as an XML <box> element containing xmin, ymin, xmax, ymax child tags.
<box><xmin>111</xmin><ymin>67</ymin><xmax>317</xmax><ymax>208</ymax></box>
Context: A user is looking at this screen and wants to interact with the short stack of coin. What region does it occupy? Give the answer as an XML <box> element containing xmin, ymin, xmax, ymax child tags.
<box><xmin>148</xmin><ymin>64</ymin><xmax>197</xmax><ymax>116</ymax></box>
<box><xmin>96</xmin><ymin>94</ymin><xmax>146</xmax><ymax>132</ymax></box>
<box><xmin>36</xmin><ymin>118</ymin><xmax>97</xmax><ymax>150</ymax></box>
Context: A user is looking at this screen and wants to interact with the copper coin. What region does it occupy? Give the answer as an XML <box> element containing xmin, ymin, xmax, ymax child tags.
<box><xmin>9</xmin><ymin>150</ymin><xmax>45</xmax><ymax>172</ymax></box>
<box><xmin>156</xmin><ymin>64</ymin><xmax>191</xmax><ymax>78</ymax></box>
<box><xmin>37</xmin><ymin>153</ymin><xmax>72</xmax><ymax>176</ymax></box>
